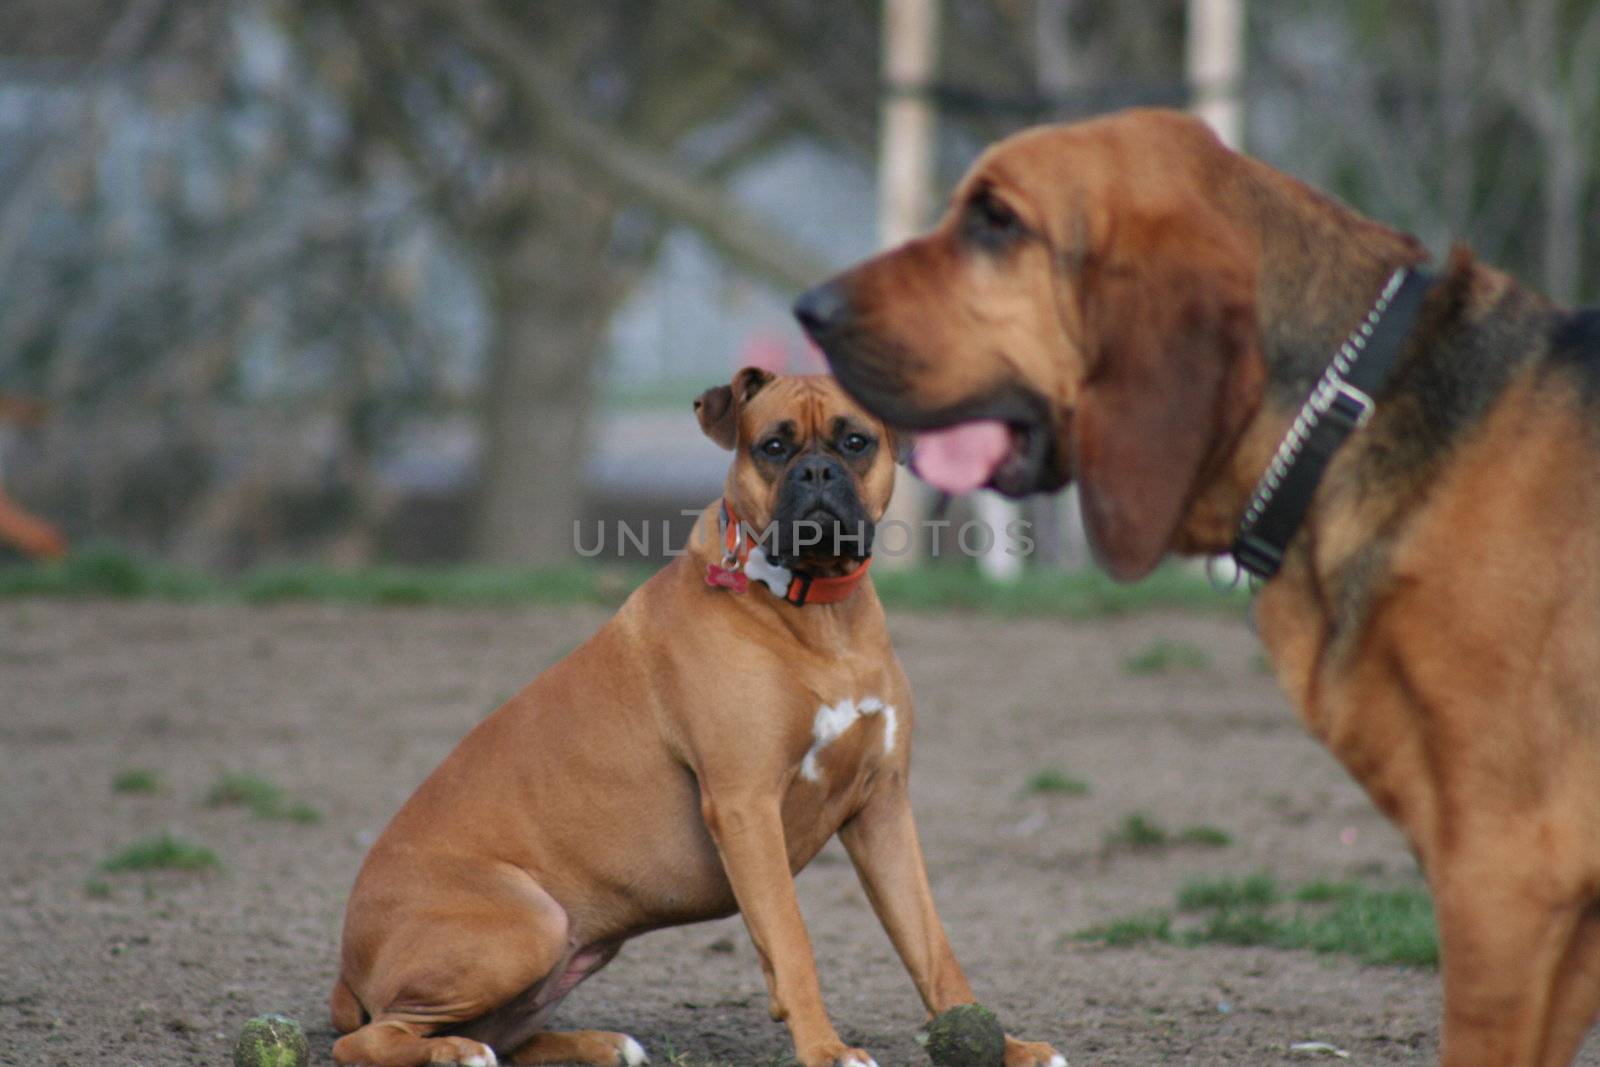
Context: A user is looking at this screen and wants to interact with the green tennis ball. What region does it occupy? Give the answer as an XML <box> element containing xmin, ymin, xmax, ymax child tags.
<box><xmin>234</xmin><ymin>1013</ymin><xmax>308</xmax><ymax>1067</ymax></box>
<box><xmin>925</xmin><ymin>1003</ymin><xmax>1005</xmax><ymax>1067</ymax></box>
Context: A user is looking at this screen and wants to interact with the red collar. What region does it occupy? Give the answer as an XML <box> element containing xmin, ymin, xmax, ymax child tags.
<box><xmin>704</xmin><ymin>500</ymin><xmax>873</xmax><ymax>607</ymax></box>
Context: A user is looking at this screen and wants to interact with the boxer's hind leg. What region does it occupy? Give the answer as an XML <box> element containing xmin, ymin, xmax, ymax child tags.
<box><xmin>499</xmin><ymin>944</ymin><xmax>648</xmax><ymax>1066</ymax></box>
<box><xmin>504</xmin><ymin>1030</ymin><xmax>648</xmax><ymax>1066</ymax></box>
<box><xmin>333</xmin><ymin>1022</ymin><xmax>500</xmax><ymax>1067</ymax></box>
<box><xmin>333</xmin><ymin>868</ymin><xmax>571</xmax><ymax>1067</ymax></box>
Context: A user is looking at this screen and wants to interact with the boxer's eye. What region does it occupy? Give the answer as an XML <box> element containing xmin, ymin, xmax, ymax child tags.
<box><xmin>840</xmin><ymin>432</ymin><xmax>871</xmax><ymax>454</ymax></box>
<box><xmin>760</xmin><ymin>437</ymin><xmax>789</xmax><ymax>458</ymax></box>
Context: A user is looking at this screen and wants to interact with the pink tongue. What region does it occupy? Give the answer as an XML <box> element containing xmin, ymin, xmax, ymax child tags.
<box><xmin>910</xmin><ymin>420</ymin><xmax>1010</xmax><ymax>494</ymax></box>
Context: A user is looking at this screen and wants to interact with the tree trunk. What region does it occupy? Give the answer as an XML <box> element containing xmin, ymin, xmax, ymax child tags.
<box><xmin>1436</xmin><ymin>0</ymin><xmax>1476</xmax><ymax>234</ymax></box>
<box><xmin>1541</xmin><ymin>137</ymin><xmax>1582</xmax><ymax>306</ymax></box>
<box><xmin>474</xmin><ymin>212</ymin><xmax>619</xmax><ymax>566</ymax></box>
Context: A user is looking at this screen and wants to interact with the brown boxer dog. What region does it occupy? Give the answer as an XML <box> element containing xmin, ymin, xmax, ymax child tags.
<box><xmin>330</xmin><ymin>370</ymin><xmax>1065</xmax><ymax>1067</ymax></box>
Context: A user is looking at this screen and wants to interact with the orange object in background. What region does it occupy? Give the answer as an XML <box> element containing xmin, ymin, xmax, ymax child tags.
<box><xmin>0</xmin><ymin>393</ymin><xmax>66</xmax><ymax>561</ymax></box>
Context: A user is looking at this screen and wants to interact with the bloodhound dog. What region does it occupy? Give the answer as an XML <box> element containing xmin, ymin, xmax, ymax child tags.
<box><xmin>795</xmin><ymin>108</ymin><xmax>1600</xmax><ymax>1067</ymax></box>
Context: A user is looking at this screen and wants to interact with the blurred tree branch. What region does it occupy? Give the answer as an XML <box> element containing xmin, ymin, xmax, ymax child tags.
<box><xmin>0</xmin><ymin>0</ymin><xmax>172</xmax><ymax>294</ymax></box>
<box><xmin>6</xmin><ymin>0</ymin><xmax>1593</xmax><ymax>568</ymax></box>
<box><xmin>438</xmin><ymin>0</ymin><xmax>829</xmax><ymax>291</ymax></box>
<box><xmin>1483</xmin><ymin>0</ymin><xmax>1600</xmax><ymax>303</ymax></box>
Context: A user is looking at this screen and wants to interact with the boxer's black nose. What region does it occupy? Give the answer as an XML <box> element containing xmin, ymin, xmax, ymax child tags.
<box><xmin>789</xmin><ymin>454</ymin><xmax>843</xmax><ymax>486</ymax></box>
<box><xmin>793</xmin><ymin>281</ymin><xmax>851</xmax><ymax>340</ymax></box>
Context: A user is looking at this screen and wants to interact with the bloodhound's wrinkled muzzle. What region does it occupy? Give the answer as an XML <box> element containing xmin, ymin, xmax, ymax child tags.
<box><xmin>794</xmin><ymin>282</ymin><xmax>1066</xmax><ymax>500</ymax></box>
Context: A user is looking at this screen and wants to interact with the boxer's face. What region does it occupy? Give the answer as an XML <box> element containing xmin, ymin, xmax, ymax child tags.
<box><xmin>695</xmin><ymin>369</ymin><xmax>898</xmax><ymax>565</ymax></box>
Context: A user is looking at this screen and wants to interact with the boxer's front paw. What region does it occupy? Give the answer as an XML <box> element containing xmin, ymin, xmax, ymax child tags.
<box><xmin>1003</xmin><ymin>1036</ymin><xmax>1066</xmax><ymax>1067</ymax></box>
<box><xmin>796</xmin><ymin>1039</ymin><xmax>878</xmax><ymax>1067</ymax></box>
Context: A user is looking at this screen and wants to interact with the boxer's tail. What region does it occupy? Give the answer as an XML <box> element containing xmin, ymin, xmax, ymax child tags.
<box><xmin>330</xmin><ymin>975</ymin><xmax>366</xmax><ymax>1033</ymax></box>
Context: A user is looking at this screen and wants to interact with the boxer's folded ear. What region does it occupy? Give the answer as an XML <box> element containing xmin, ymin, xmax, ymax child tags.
<box><xmin>694</xmin><ymin>384</ymin><xmax>737</xmax><ymax>449</ymax></box>
<box><xmin>694</xmin><ymin>366</ymin><xmax>775</xmax><ymax>450</ymax></box>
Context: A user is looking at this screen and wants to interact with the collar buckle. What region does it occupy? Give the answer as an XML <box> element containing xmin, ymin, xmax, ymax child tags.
<box><xmin>1314</xmin><ymin>380</ymin><xmax>1375</xmax><ymax>432</ymax></box>
<box><xmin>1232</xmin><ymin>535</ymin><xmax>1284</xmax><ymax>581</ymax></box>
<box><xmin>721</xmin><ymin>525</ymin><xmax>744</xmax><ymax>572</ymax></box>
<box><xmin>1230</xmin><ymin>267</ymin><xmax>1434</xmax><ymax>583</ymax></box>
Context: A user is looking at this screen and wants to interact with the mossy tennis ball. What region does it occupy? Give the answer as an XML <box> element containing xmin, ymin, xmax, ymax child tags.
<box><xmin>234</xmin><ymin>1014</ymin><xmax>308</xmax><ymax>1067</ymax></box>
<box><xmin>925</xmin><ymin>1003</ymin><xmax>1005</xmax><ymax>1067</ymax></box>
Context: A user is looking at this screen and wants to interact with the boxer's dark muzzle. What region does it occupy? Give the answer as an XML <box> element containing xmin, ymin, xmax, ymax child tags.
<box><xmin>764</xmin><ymin>453</ymin><xmax>875</xmax><ymax>562</ymax></box>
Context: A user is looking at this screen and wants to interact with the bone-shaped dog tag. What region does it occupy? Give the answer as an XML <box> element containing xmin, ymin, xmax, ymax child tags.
<box><xmin>705</xmin><ymin>563</ymin><xmax>749</xmax><ymax>593</ymax></box>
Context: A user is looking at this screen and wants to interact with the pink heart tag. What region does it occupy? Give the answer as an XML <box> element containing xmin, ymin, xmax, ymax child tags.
<box><xmin>705</xmin><ymin>563</ymin><xmax>748</xmax><ymax>593</ymax></box>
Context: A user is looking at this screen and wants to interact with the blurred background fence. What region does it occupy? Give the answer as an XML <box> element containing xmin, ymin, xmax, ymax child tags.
<box><xmin>0</xmin><ymin>0</ymin><xmax>1595</xmax><ymax>572</ymax></box>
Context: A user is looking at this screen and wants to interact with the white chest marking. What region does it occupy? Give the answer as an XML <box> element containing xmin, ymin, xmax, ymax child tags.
<box><xmin>800</xmin><ymin>696</ymin><xmax>897</xmax><ymax>783</ymax></box>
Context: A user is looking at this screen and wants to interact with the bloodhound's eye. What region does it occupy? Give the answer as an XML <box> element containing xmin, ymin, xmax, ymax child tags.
<box><xmin>760</xmin><ymin>437</ymin><xmax>789</xmax><ymax>458</ymax></box>
<box><xmin>965</xmin><ymin>189</ymin><xmax>1025</xmax><ymax>250</ymax></box>
<box><xmin>840</xmin><ymin>432</ymin><xmax>872</xmax><ymax>454</ymax></box>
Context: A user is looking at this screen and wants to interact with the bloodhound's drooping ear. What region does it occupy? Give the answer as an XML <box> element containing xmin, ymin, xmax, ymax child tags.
<box><xmin>1073</xmin><ymin>205</ymin><xmax>1262</xmax><ymax>580</ymax></box>
<box><xmin>884</xmin><ymin>426</ymin><xmax>911</xmax><ymax>466</ymax></box>
<box><xmin>694</xmin><ymin>366</ymin><xmax>775</xmax><ymax>450</ymax></box>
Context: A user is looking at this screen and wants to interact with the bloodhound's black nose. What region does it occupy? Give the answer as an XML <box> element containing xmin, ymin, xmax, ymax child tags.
<box><xmin>793</xmin><ymin>281</ymin><xmax>851</xmax><ymax>340</ymax></box>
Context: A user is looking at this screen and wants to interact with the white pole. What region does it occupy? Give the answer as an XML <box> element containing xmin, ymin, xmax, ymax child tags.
<box><xmin>878</xmin><ymin>0</ymin><xmax>939</xmax><ymax>250</ymax></box>
<box><xmin>875</xmin><ymin>0</ymin><xmax>938</xmax><ymax>569</ymax></box>
<box><xmin>1186</xmin><ymin>0</ymin><xmax>1245</xmax><ymax>149</ymax></box>
<box><xmin>964</xmin><ymin>0</ymin><xmax>1088</xmax><ymax>582</ymax></box>
<box><xmin>1189</xmin><ymin>0</ymin><xmax>1246</xmax><ymax>588</ymax></box>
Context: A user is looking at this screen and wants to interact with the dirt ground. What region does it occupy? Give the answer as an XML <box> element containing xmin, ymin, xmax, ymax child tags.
<box><xmin>3</xmin><ymin>598</ymin><xmax>1596</xmax><ymax>1066</ymax></box>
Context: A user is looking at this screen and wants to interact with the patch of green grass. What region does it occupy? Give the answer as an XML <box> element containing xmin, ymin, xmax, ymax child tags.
<box><xmin>111</xmin><ymin>768</ymin><xmax>165</xmax><ymax>795</ymax></box>
<box><xmin>1293</xmin><ymin>878</ymin><xmax>1360</xmax><ymax>904</ymax></box>
<box><xmin>100</xmin><ymin>832</ymin><xmax>219</xmax><ymax>873</ymax></box>
<box><xmin>83</xmin><ymin>876</ymin><xmax>114</xmax><ymax>898</ymax></box>
<box><xmin>1021</xmin><ymin>767</ymin><xmax>1090</xmax><ymax>796</ymax></box>
<box><xmin>1073</xmin><ymin>910</ymin><xmax>1173</xmax><ymax>946</ymax></box>
<box><xmin>1282</xmin><ymin>883</ymin><xmax>1438</xmax><ymax>966</ymax></box>
<box><xmin>0</xmin><ymin>547</ymin><xmax>1248</xmax><ymax>620</ymax></box>
<box><xmin>205</xmin><ymin>772</ymin><xmax>321</xmax><ymax>824</ymax></box>
<box><xmin>238</xmin><ymin>563</ymin><xmax>647</xmax><ymax>607</ymax></box>
<box><xmin>0</xmin><ymin>545</ymin><xmax>216</xmax><ymax>599</ymax></box>
<box><xmin>0</xmin><ymin>549</ymin><xmax>1248</xmax><ymax>620</ymax></box>
<box><xmin>283</xmin><ymin>801</ymin><xmax>323</xmax><ymax>825</ymax></box>
<box><xmin>1178</xmin><ymin>824</ymin><xmax>1234</xmax><ymax>848</ymax></box>
<box><xmin>1106</xmin><ymin>812</ymin><xmax>1169</xmax><ymax>848</ymax></box>
<box><xmin>205</xmin><ymin>772</ymin><xmax>283</xmax><ymax>813</ymax></box>
<box><xmin>0</xmin><ymin>546</ymin><xmax>648</xmax><ymax>608</ymax></box>
<box><xmin>1177</xmin><ymin>873</ymin><xmax>1280</xmax><ymax>911</ymax></box>
<box><xmin>1187</xmin><ymin>906</ymin><xmax>1287</xmax><ymax>947</ymax></box>
<box><xmin>874</xmin><ymin>562</ymin><xmax>1248</xmax><ymax>619</ymax></box>
<box><xmin>658</xmin><ymin>1040</ymin><xmax>794</xmax><ymax>1067</ymax></box>
<box><xmin>1076</xmin><ymin>874</ymin><xmax>1438</xmax><ymax>967</ymax></box>
<box><xmin>1121</xmin><ymin>638</ymin><xmax>1212</xmax><ymax>676</ymax></box>
<box><xmin>1105</xmin><ymin>813</ymin><xmax>1233</xmax><ymax>852</ymax></box>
